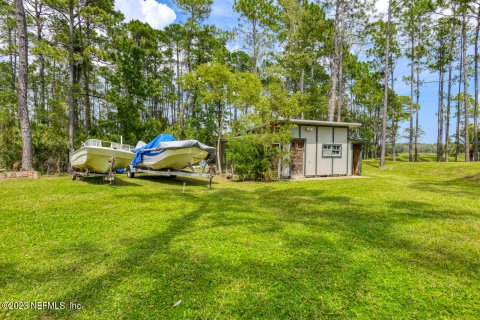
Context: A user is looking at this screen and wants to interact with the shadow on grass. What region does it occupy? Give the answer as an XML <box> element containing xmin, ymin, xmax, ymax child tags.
<box><xmin>409</xmin><ymin>174</ymin><xmax>480</xmax><ymax>198</ymax></box>
<box><xmin>131</xmin><ymin>174</ymin><xmax>218</xmax><ymax>187</ymax></box>
<box><xmin>18</xmin><ymin>182</ymin><xmax>478</xmax><ymax>318</ymax></box>
<box><xmin>40</xmin><ymin>202</ymin><xmax>206</xmax><ymax>318</ymax></box>
<box><xmin>111</xmin><ymin>177</ymin><xmax>141</xmax><ymax>187</ymax></box>
<box><xmin>364</xmin><ymin>161</ymin><xmax>379</xmax><ymax>168</ymax></box>
<box><xmin>461</xmin><ymin>172</ymin><xmax>480</xmax><ymax>183</ymax></box>
<box><xmin>73</xmin><ymin>176</ymin><xmax>141</xmax><ymax>187</ymax></box>
<box><xmin>0</xmin><ymin>262</ymin><xmax>18</xmax><ymax>289</ymax></box>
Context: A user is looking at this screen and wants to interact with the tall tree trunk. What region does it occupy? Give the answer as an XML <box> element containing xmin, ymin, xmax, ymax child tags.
<box><xmin>455</xmin><ymin>33</ymin><xmax>463</xmax><ymax>162</ymax></box>
<box><xmin>474</xmin><ymin>8</ymin><xmax>480</xmax><ymax>161</ymax></box>
<box><xmin>437</xmin><ymin>68</ymin><xmax>444</xmax><ymax>162</ymax></box>
<box><xmin>176</xmin><ymin>44</ymin><xmax>182</xmax><ymax>131</ymax></box>
<box><xmin>462</xmin><ymin>11</ymin><xmax>470</xmax><ymax>162</ymax></box>
<box><xmin>83</xmin><ymin>20</ymin><xmax>91</xmax><ymax>133</ymax></box>
<box><xmin>455</xmin><ymin>92</ymin><xmax>461</xmax><ymax>162</ymax></box>
<box><xmin>83</xmin><ymin>61</ymin><xmax>91</xmax><ymax>132</ymax></box>
<box><xmin>445</xmin><ymin>59</ymin><xmax>452</xmax><ymax>162</ymax></box>
<box><xmin>415</xmin><ymin>64</ymin><xmax>420</xmax><ymax>162</ymax></box>
<box><xmin>328</xmin><ymin>0</ymin><xmax>341</xmax><ymax>121</ymax></box>
<box><xmin>14</xmin><ymin>0</ymin><xmax>33</xmax><ymax>170</ymax></box>
<box><xmin>186</xmin><ymin>25</ymin><xmax>192</xmax><ymax>72</ymax></box>
<box><xmin>391</xmin><ymin>66</ymin><xmax>396</xmax><ymax>161</ymax></box>
<box><xmin>8</xmin><ymin>27</ymin><xmax>16</xmax><ymax>91</ymax></box>
<box><xmin>68</xmin><ymin>0</ymin><xmax>75</xmax><ymax>163</ymax></box>
<box><xmin>38</xmin><ymin>55</ymin><xmax>45</xmax><ymax>113</ymax></box>
<box><xmin>300</xmin><ymin>68</ymin><xmax>304</xmax><ymax>119</ymax></box>
<box><xmin>252</xmin><ymin>17</ymin><xmax>258</xmax><ymax>73</ymax></box>
<box><xmin>34</xmin><ymin>0</ymin><xmax>46</xmax><ymax>120</ymax></box>
<box><xmin>336</xmin><ymin>24</ymin><xmax>345</xmax><ymax>122</ymax></box>
<box><xmin>380</xmin><ymin>0</ymin><xmax>392</xmax><ymax>167</ymax></box>
<box><xmin>409</xmin><ymin>31</ymin><xmax>415</xmax><ymax>162</ymax></box>
<box><xmin>217</xmin><ymin>103</ymin><xmax>224</xmax><ymax>172</ymax></box>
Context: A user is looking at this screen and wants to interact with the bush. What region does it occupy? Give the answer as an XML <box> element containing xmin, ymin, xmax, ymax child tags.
<box><xmin>32</xmin><ymin>124</ymin><xmax>69</xmax><ymax>174</ymax></box>
<box><xmin>227</xmin><ymin>131</ymin><xmax>290</xmax><ymax>181</ymax></box>
<box><xmin>0</xmin><ymin>104</ymin><xmax>21</xmax><ymax>170</ymax></box>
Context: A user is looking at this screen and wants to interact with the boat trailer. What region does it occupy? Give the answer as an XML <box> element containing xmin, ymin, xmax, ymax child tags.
<box><xmin>126</xmin><ymin>162</ymin><xmax>215</xmax><ymax>189</ymax></box>
<box><xmin>72</xmin><ymin>156</ymin><xmax>116</xmax><ymax>183</ymax></box>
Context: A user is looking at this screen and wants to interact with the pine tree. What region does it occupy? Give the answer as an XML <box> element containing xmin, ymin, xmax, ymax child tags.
<box><xmin>14</xmin><ymin>0</ymin><xmax>33</xmax><ymax>170</ymax></box>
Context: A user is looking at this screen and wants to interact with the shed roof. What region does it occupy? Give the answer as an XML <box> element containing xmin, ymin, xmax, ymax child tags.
<box><xmin>289</xmin><ymin>119</ymin><xmax>362</xmax><ymax>128</ymax></box>
<box><xmin>239</xmin><ymin>118</ymin><xmax>362</xmax><ymax>135</ymax></box>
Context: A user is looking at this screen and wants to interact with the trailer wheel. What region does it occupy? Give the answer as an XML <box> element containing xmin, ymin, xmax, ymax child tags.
<box><xmin>72</xmin><ymin>173</ymin><xmax>77</xmax><ymax>181</ymax></box>
<box><xmin>126</xmin><ymin>166</ymin><xmax>135</xmax><ymax>178</ymax></box>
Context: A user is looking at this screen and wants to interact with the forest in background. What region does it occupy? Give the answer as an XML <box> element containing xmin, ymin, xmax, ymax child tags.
<box><xmin>2</xmin><ymin>0</ymin><xmax>480</xmax><ymax>173</ymax></box>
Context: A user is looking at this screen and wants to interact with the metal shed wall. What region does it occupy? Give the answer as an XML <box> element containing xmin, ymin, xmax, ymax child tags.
<box><xmin>347</xmin><ymin>140</ymin><xmax>352</xmax><ymax>175</ymax></box>
<box><xmin>333</xmin><ymin>127</ymin><xmax>348</xmax><ymax>175</ymax></box>
<box><xmin>290</xmin><ymin>124</ymin><xmax>352</xmax><ymax>177</ymax></box>
<box><xmin>316</xmin><ymin>126</ymin><xmax>333</xmax><ymax>175</ymax></box>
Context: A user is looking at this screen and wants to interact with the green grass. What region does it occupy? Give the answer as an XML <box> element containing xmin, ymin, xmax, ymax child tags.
<box><xmin>1</xmin><ymin>155</ymin><xmax>480</xmax><ymax>319</ymax></box>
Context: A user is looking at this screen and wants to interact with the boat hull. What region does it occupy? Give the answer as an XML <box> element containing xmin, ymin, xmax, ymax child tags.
<box><xmin>70</xmin><ymin>147</ymin><xmax>135</xmax><ymax>173</ymax></box>
<box><xmin>137</xmin><ymin>147</ymin><xmax>208</xmax><ymax>170</ymax></box>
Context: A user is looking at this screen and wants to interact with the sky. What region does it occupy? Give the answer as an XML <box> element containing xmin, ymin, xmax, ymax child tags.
<box><xmin>113</xmin><ymin>0</ymin><xmax>467</xmax><ymax>144</ymax></box>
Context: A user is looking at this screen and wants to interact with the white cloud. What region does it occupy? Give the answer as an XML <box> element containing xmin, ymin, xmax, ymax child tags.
<box><xmin>375</xmin><ymin>0</ymin><xmax>389</xmax><ymax>15</ymax></box>
<box><xmin>226</xmin><ymin>40</ymin><xmax>241</xmax><ymax>52</ymax></box>
<box><xmin>115</xmin><ymin>0</ymin><xmax>176</xmax><ymax>30</ymax></box>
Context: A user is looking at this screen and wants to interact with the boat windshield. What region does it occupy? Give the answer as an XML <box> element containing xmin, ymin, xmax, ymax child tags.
<box><xmin>110</xmin><ymin>142</ymin><xmax>132</xmax><ymax>151</ymax></box>
<box><xmin>82</xmin><ymin>139</ymin><xmax>133</xmax><ymax>151</ymax></box>
<box><xmin>84</xmin><ymin>139</ymin><xmax>102</xmax><ymax>147</ymax></box>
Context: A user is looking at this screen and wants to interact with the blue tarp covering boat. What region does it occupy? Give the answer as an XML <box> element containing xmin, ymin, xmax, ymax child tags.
<box><xmin>131</xmin><ymin>134</ymin><xmax>175</xmax><ymax>168</ymax></box>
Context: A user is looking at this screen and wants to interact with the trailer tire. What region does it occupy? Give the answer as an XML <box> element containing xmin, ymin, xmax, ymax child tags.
<box><xmin>72</xmin><ymin>173</ymin><xmax>77</xmax><ymax>181</ymax></box>
<box><xmin>126</xmin><ymin>167</ymin><xmax>135</xmax><ymax>178</ymax></box>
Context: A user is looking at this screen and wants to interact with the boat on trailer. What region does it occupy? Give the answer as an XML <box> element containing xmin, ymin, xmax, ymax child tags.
<box><xmin>70</xmin><ymin>139</ymin><xmax>135</xmax><ymax>181</ymax></box>
<box><xmin>135</xmin><ymin>140</ymin><xmax>215</xmax><ymax>170</ymax></box>
<box><xmin>126</xmin><ymin>134</ymin><xmax>216</xmax><ymax>187</ymax></box>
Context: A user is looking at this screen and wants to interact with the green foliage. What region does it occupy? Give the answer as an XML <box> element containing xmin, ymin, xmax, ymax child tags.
<box><xmin>180</xmin><ymin>62</ymin><xmax>262</xmax><ymax>142</ymax></box>
<box><xmin>227</xmin><ymin>130</ymin><xmax>290</xmax><ymax>181</ymax></box>
<box><xmin>32</xmin><ymin>123</ymin><xmax>69</xmax><ymax>174</ymax></box>
<box><xmin>391</xmin><ymin>143</ymin><xmax>437</xmax><ymax>154</ymax></box>
<box><xmin>258</xmin><ymin>76</ymin><xmax>302</xmax><ymax>122</ymax></box>
<box><xmin>228</xmin><ymin>75</ymin><xmax>296</xmax><ymax>181</ymax></box>
<box><xmin>175</xmin><ymin>0</ymin><xmax>213</xmax><ymax>24</ymax></box>
<box><xmin>227</xmin><ymin>135</ymin><xmax>276</xmax><ymax>181</ymax></box>
<box><xmin>234</xmin><ymin>0</ymin><xmax>278</xmax><ymax>29</ymax></box>
<box><xmin>277</xmin><ymin>0</ymin><xmax>331</xmax><ymax>117</ymax></box>
<box><xmin>106</xmin><ymin>20</ymin><xmax>165</xmax><ymax>144</ymax></box>
<box><xmin>0</xmin><ymin>58</ymin><xmax>20</xmax><ymax>170</ymax></box>
<box><xmin>0</xmin><ymin>104</ymin><xmax>21</xmax><ymax>170</ymax></box>
<box><xmin>234</xmin><ymin>0</ymin><xmax>279</xmax><ymax>72</ymax></box>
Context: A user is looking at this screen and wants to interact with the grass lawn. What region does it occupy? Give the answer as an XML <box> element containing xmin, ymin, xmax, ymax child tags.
<box><xmin>1</xmin><ymin>154</ymin><xmax>480</xmax><ymax>319</ymax></box>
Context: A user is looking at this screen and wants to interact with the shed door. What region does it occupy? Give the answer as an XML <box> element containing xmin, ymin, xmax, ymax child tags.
<box><xmin>291</xmin><ymin>140</ymin><xmax>304</xmax><ymax>176</ymax></box>
<box><xmin>353</xmin><ymin>144</ymin><xmax>361</xmax><ymax>176</ymax></box>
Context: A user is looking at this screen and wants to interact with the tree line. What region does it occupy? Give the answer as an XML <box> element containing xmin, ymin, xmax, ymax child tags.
<box><xmin>379</xmin><ymin>0</ymin><xmax>480</xmax><ymax>165</ymax></box>
<box><xmin>1</xmin><ymin>0</ymin><xmax>479</xmax><ymax>173</ymax></box>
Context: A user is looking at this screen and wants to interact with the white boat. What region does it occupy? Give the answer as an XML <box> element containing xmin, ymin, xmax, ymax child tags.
<box><xmin>134</xmin><ymin>139</ymin><xmax>216</xmax><ymax>171</ymax></box>
<box><xmin>138</xmin><ymin>147</ymin><xmax>208</xmax><ymax>170</ymax></box>
<box><xmin>70</xmin><ymin>139</ymin><xmax>135</xmax><ymax>174</ymax></box>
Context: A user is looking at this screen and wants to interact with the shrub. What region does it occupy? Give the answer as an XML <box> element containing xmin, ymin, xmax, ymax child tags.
<box><xmin>227</xmin><ymin>131</ymin><xmax>291</xmax><ymax>181</ymax></box>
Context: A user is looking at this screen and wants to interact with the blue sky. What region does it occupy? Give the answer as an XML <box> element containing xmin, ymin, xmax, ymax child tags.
<box><xmin>393</xmin><ymin>60</ymin><xmax>445</xmax><ymax>144</ymax></box>
<box><xmin>115</xmin><ymin>0</ymin><xmax>473</xmax><ymax>144</ymax></box>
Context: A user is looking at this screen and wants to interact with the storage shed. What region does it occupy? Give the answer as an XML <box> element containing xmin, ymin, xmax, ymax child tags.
<box><xmin>283</xmin><ymin>119</ymin><xmax>362</xmax><ymax>179</ymax></box>
<box><xmin>220</xmin><ymin>119</ymin><xmax>363</xmax><ymax>179</ymax></box>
